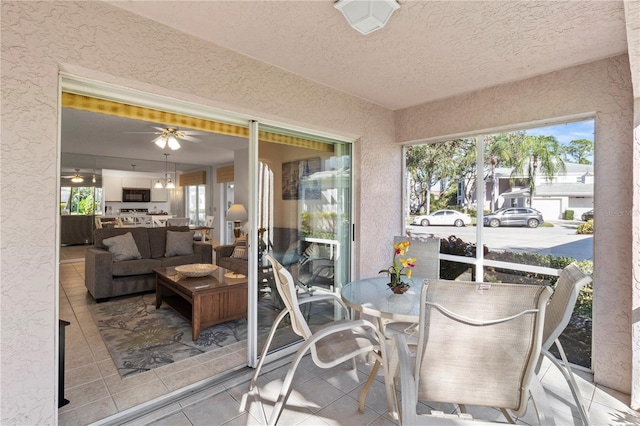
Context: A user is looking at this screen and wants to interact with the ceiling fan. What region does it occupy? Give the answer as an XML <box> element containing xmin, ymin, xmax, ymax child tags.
<box><xmin>62</xmin><ymin>168</ymin><xmax>85</xmax><ymax>183</ymax></box>
<box><xmin>125</xmin><ymin>126</ymin><xmax>203</xmax><ymax>150</ymax></box>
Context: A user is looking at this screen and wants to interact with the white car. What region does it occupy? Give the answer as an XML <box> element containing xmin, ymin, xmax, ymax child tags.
<box><xmin>411</xmin><ymin>209</ymin><xmax>472</xmax><ymax>227</ymax></box>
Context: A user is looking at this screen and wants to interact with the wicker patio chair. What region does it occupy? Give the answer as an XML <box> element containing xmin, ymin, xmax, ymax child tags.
<box><xmin>249</xmin><ymin>254</ymin><xmax>394</xmax><ymax>425</ymax></box>
<box><xmin>395</xmin><ymin>279</ymin><xmax>554</xmax><ymax>425</ymax></box>
<box><xmin>536</xmin><ymin>263</ymin><xmax>593</xmax><ymax>426</ymax></box>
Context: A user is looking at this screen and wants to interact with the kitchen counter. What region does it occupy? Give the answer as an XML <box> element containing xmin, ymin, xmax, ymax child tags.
<box><xmin>60</xmin><ymin>215</ymin><xmax>93</xmax><ymax>245</ymax></box>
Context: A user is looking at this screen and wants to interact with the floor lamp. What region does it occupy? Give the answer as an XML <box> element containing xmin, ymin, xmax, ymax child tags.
<box><xmin>226</xmin><ymin>204</ymin><xmax>248</xmax><ymax>241</ymax></box>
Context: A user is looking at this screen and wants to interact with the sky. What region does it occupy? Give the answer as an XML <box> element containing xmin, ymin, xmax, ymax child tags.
<box><xmin>523</xmin><ymin>119</ymin><xmax>595</xmax><ymax>144</ymax></box>
<box><xmin>523</xmin><ymin>119</ymin><xmax>595</xmax><ymax>163</ymax></box>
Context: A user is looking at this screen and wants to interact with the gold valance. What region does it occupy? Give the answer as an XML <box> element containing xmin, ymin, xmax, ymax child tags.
<box><xmin>216</xmin><ymin>166</ymin><xmax>235</xmax><ymax>183</ymax></box>
<box><xmin>62</xmin><ymin>92</ymin><xmax>335</xmax><ymax>152</ymax></box>
<box><xmin>179</xmin><ymin>171</ymin><xmax>206</xmax><ymax>186</ymax></box>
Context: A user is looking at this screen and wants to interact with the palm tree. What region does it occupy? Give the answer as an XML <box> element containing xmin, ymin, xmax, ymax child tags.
<box><xmin>484</xmin><ymin>133</ymin><xmax>566</xmax><ymax>209</ymax></box>
<box><xmin>510</xmin><ymin>135</ymin><xmax>566</xmax><ymax>207</ymax></box>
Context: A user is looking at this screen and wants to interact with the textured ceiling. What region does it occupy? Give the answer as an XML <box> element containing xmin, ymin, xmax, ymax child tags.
<box><xmin>65</xmin><ymin>1</ymin><xmax>629</xmax><ymax>172</ymax></box>
<box><xmin>107</xmin><ymin>0</ymin><xmax>628</xmax><ymax>110</ymax></box>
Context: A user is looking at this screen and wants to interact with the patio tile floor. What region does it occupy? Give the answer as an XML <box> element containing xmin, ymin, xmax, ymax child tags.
<box><xmin>58</xmin><ymin>252</ymin><xmax>640</xmax><ymax>426</ymax></box>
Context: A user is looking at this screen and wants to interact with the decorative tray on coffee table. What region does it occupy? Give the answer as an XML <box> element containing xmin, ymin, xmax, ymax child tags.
<box><xmin>175</xmin><ymin>264</ymin><xmax>218</xmax><ymax>277</ymax></box>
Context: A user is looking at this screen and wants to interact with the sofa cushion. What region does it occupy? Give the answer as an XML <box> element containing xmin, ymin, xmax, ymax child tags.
<box><xmin>112</xmin><ymin>258</ymin><xmax>161</xmax><ymax>276</ymax></box>
<box><xmin>147</xmin><ymin>226</ymin><xmax>191</xmax><ymax>258</ymax></box>
<box><xmin>165</xmin><ymin>230</ymin><xmax>195</xmax><ymax>257</ymax></box>
<box><xmin>231</xmin><ymin>246</ymin><xmax>247</xmax><ymax>259</ymax></box>
<box><xmin>103</xmin><ymin>232</ymin><xmax>142</xmax><ymax>262</ymax></box>
<box><xmin>94</xmin><ymin>227</ymin><xmax>151</xmax><ymax>259</ymax></box>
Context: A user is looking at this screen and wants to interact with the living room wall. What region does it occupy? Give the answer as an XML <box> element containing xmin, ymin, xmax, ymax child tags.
<box><xmin>0</xmin><ymin>2</ymin><xmax>396</xmax><ymax>423</ymax></box>
<box><xmin>396</xmin><ymin>55</ymin><xmax>635</xmax><ymax>394</ymax></box>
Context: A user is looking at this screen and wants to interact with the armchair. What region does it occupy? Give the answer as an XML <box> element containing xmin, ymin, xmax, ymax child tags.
<box><xmin>395</xmin><ymin>279</ymin><xmax>554</xmax><ymax>425</ymax></box>
<box><xmin>249</xmin><ymin>255</ymin><xmax>393</xmax><ymax>426</ymax></box>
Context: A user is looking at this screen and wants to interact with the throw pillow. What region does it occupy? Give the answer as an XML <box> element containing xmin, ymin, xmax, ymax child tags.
<box><xmin>231</xmin><ymin>246</ymin><xmax>246</xmax><ymax>259</ymax></box>
<box><xmin>165</xmin><ymin>230</ymin><xmax>195</xmax><ymax>257</ymax></box>
<box><xmin>103</xmin><ymin>232</ymin><xmax>142</xmax><ymax>262</ymax></box>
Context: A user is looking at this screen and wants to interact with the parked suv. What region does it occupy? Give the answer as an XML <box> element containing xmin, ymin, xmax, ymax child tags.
<box><xmin>581</xmin><ymin>209</ymin><xmax>594</xmax><ymax>221</ymax></box>
<box><xmin>483</xmin><ymin>207</ymin><xmax>544</xmax><ymax>228</ymax></box>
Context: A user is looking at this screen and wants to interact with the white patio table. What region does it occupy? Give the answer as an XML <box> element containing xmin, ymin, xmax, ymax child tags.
<box><xmin>341</xmin><ymin>276</ymin><xmax>427</xmax><ymax>417</ymax></box>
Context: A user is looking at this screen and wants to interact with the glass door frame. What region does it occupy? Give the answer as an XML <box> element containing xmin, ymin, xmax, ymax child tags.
<box><xmin>246</xmin><ymin>120</ymin><xmax>356</xmax><ymax>368</ymax></box>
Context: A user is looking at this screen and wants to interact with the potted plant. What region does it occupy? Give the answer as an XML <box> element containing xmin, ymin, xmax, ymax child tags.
<box><xmin>379</xmin><ymin>240</ymin><xmax>416</xmax><ymax>294</ymax></box>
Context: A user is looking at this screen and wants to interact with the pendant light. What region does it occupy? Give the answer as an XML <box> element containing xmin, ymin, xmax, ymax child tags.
<box><xmin>163</xmin><ymin>153</ymin><xmax>175</xmax><ymax>189</ymax></box>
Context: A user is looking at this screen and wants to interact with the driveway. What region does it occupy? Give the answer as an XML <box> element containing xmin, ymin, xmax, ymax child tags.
<box><xmin>407</xmin><ymin>219</ymin><xmax>593</xmax><ymax>261</ymax></box>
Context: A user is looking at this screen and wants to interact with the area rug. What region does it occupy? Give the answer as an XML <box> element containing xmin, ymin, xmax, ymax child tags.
<box><xmin>89</xmin><ymin>293</ymin><xmax>247</xmax><ymax>377</ymax></box>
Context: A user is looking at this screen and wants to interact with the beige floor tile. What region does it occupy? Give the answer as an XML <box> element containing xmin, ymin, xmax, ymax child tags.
<box><xmin>153</xmin><ymin>354</ymin><xmax>205</xmax><ymax>378</ymax></box>
<box><xmin>178</xmin><ymin>384</ymin><xmax>226</xmax><ymax>408</ymax></box>
<box><xmin>135</xmin><ymin>410</ymin><xmax>193</xmax><ymax>426</ymax></box>
<box><xmin>291</xmin><ymin>376</ymin><xmax>345</xmax><ymax>413</ymax></box>
<box><xmin>313</xmin><ymin>394</ymin><xmax>380</xmax><ymax>426</ymax></box>
<box><xmin>97</xmin><ymin>357</ymin><xmax>119</xmax><ymax>377</ymax></box>
<box><xmin>182</xmin><ymin>391</ymin><xmax>245</xmax><ymax>426</ymax></box>
<box><xmin>65</xmin><ymin>344</ymin><xmax>96</xmax><ymax>369</ymax></box>
<box><xmin>66</xmin><ymin>363</ymin><xmax>102</xmax><ymax>389</ymax></box>
<box><xmin>58</xmin><ymin>396</ymin><xmax>118</xmax><ymax>426</ymax></box>
<box><xmin>103</xmin><ymin>369</ymin><xmax>160</xmax><ymax>394</ymax></box>
<box><xmin>58</xmin><ymin>379</ymin><xmax>110</xmax><ymax>414</ymax></box>
<box><xmin>318</xmin><ymin>362</ymin><xmax>371</xmax><ymax>394</ymax></box>
<box><xmin>221</xmin><ymin>411</ymin><xmax>263</xmax><ymax>426</ymax></box>
<box><xmin>112</xmin><ymin>377</ymin><xmax>171</xmax><ymax>411</ymax></box>
<box><xmin>125</xmin><ymin>403</ymin><xmax>183</xmax><ymax>426</ymax></box>
<box><xmin>160</xmin><ymin>362</ymin><xmax>221</xmax><ymax>392</ymax></box>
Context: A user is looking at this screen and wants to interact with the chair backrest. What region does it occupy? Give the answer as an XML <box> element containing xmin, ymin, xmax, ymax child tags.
<box><xmin>167</xmin><ymin>217</ymin><xmax>190</xmax><ymax>226</ymax></box>
<box><xmin>414</xmin><ymin>279</ymin><xmax>551</xmax><ymax>415</ymax></box>
<box><xmin>542</xmin><ymin>263</ymin><xmax>592</xmax><ymax>351</ymax></box>
<box><xmin>393</xmin><ymin>236</ymin><xmax>440</xmax><ymax>279</ymax></box>
<box><xmin>266</xmin><ymin>254</ymin><xmax>312</xmax><ymax>340</ymax></box>
<box><xmin>152</xmin><ymin>216</ymin><xmax>168</xmax><ymax>227</ymax></box>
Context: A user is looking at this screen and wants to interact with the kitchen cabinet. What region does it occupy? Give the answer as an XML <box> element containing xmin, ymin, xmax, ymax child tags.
<box><xmin>121</xmin><ymin>178</ymin><xmax>151</xmax><ymax>189</ymax></box>
<box><xmin>103</xmin><ymin>176</ymin><xmax>122</xmax><ymax>202</ymax></box>
<box><xmin>151</xmin><ymin>187</ymin><xmax>168</xmax><ymax>202</ymax></box>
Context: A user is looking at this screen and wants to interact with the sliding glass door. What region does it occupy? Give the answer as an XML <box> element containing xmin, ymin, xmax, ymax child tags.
<box><xmin>248</xmin><ymin>124</ymin><xmax>352</xmax><ymax>366</ymax></box>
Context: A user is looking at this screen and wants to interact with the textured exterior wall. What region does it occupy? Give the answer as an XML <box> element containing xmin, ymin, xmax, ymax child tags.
<box><xmin>624</xmin><ymin>0</ymin><xmax>640</xmax><ymax>411</ymax></box>
<box><xmin>0</xmin><ymin>2</ymin><xmax>397</xmax><ymax>424</ymax></box>
<box><xmin>397</xmin><ymin>56</ymin><xmax>635</xmax><ymax>394</ymax></box>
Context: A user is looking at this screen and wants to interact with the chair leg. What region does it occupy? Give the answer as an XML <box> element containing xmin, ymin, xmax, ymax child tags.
<box><xmin>268</xmin><ymin>346</ymin><xmax>312</xmax><ymax>426</ymax></box>
<box><xmin>529</xmin><ymin>374</ymin><xmax>556</xmax><ymax>426</ymax></box>
<box><xmin>358</xmin><ymin>358</ymin><xmax>380</xmax><ymax>413</ymax></box>
<box><xmin>249</xmin><ymin>309</ymin><xmax>290</xmax><ymax>424</ymax></box>
<box><xmin>544</xmin><ymin>340</ymin><xmax>591</xmax><ymax>426</ymax></box>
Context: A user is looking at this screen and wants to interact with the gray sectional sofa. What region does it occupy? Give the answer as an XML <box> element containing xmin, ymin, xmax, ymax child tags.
<box><xmin>85</xmin><ymin>226</ymin><xmax>212</xmax><ymax>302</ymax></box>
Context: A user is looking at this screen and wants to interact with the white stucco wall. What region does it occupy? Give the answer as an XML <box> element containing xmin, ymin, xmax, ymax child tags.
<box><xmin>0</xmin><ymin>2</ymin><xmax>398</xmax><ymax>424</ymax></box>
<box><xmin>396</xmin><ymin>55</ymin><xmax>635</xmax><ymax>395</ymax></box>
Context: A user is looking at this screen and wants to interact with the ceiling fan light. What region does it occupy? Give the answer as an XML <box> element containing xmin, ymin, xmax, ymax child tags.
<box><xmin>154</xmin><ymin>135</ymin><xmax>167</xmax><ymax>149</ymax></box>
<box><xmin>71</xmin><ymin>175</ymin><xmax>84</xmax><ymax>183</ymax></box>
<box><xmin>167</xmin><ymin>135</ymin><xmax>181</xmax><ymax>150</ymax></box>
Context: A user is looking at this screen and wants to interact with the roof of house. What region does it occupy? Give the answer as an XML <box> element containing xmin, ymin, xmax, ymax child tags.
<box><xmin>535</xmin><ymin>182</ymin><xmax>594</xmax><ymax>196</ymax></box>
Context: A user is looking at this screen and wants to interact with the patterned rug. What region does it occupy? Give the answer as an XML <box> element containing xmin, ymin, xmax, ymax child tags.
<box><xmin>89</xmin><ymin>293</ymin><xmax>246</xmax><ymax>377</ymax></box>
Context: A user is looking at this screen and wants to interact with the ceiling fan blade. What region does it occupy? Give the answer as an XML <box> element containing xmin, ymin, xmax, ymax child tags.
<box><xmin>180</xmin><ymin>135</ymin><xmax>201</xmax><ymax>143</ymax></box>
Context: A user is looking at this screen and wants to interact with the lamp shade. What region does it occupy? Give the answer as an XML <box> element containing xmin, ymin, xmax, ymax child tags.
<box><xmin>334</xmin><ymin>0</ymin><xmax>399</xmax><ymax>35</ymax></box>
<box><xmin>226</xmin><ymin>204</ymin><xmax>248</xmax><ymax>222</ymax></box>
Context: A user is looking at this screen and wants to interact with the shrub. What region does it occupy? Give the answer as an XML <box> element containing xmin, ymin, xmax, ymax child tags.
<box><xmin>440</xmin><ymin>236</ymin><xmax>593</xmax><ymax>318</ymax></box>
<box><xmin>564</xmin><ymin>210</ymin><xmax>574</xmax><ymax>220</ymax></box>
<box><xmin>577</xmin><ymin>219</ymin><xmax>594</xmax><ymax>234</ymax></box>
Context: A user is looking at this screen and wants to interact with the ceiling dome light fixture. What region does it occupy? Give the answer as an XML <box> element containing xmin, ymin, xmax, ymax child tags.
<box><xmin>334</xmin><ymin>0</ymin><xmax>400</xmax><ymax>35</ymax></box>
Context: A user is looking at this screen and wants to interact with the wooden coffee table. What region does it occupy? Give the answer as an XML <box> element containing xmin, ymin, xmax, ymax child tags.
<box><xmin>154</xmin><ymin>266</ymin><xmax>248</xmax><ymax>341</ymax></box>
